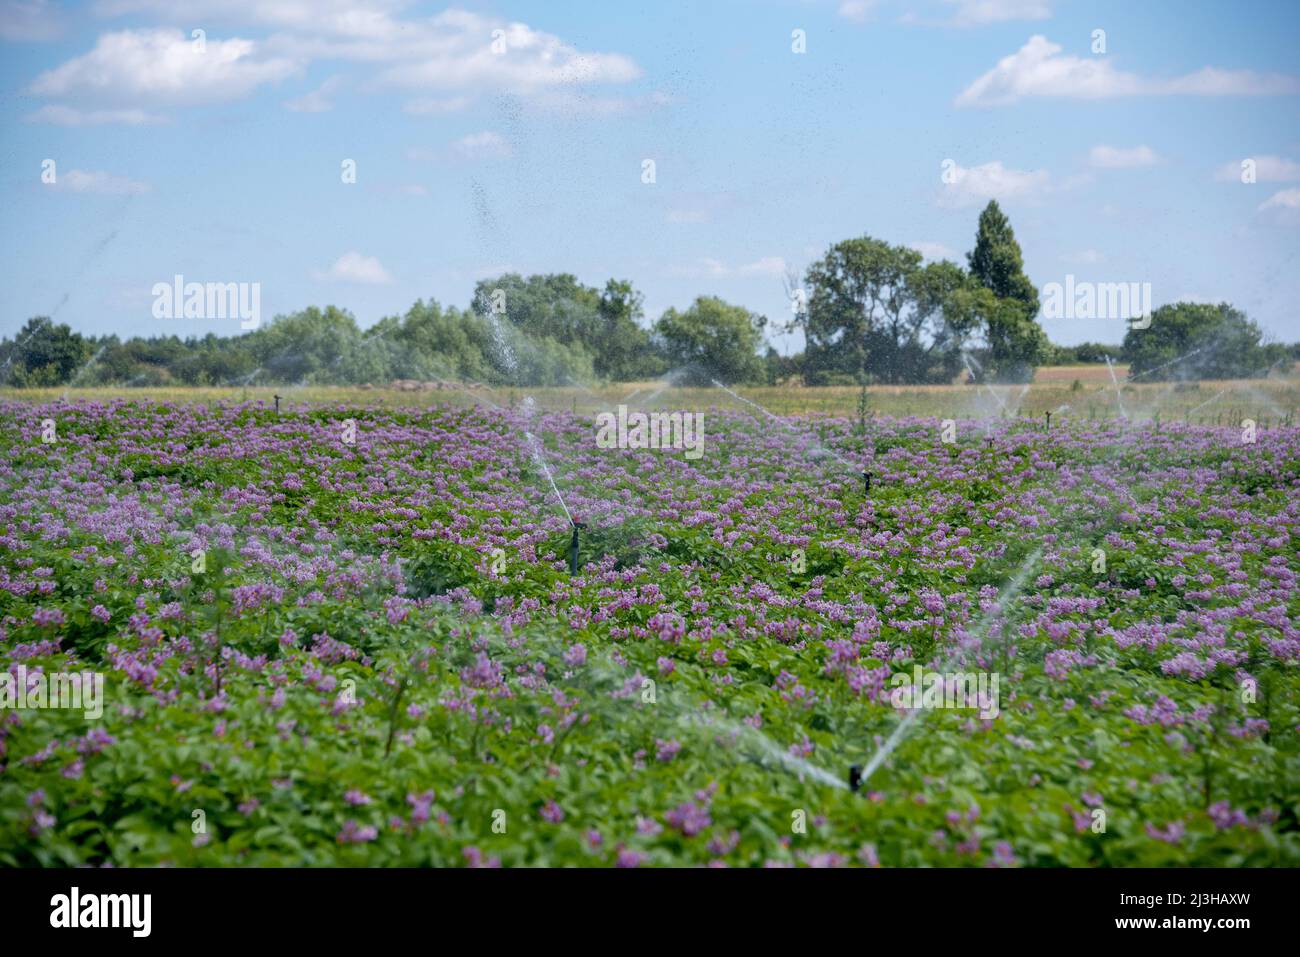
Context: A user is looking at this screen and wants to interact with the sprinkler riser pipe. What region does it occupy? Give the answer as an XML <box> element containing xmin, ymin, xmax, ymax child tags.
<box><xmin>568</xmin><ymin>522</ymin><xmax>586</xmax><ymax>576</ymax></box>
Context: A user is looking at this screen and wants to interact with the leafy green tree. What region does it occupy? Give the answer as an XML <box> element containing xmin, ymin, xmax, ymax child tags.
<box><xmin>392</xmin><ymin>300</ymin><xmax>496</xmax><ymax>383</ymax></box>
<box><xmin>965</xmin><ymin>200</ymin><xmax>1048</xmax><ymax>382</ymax></box>
<box><xmin>800</xmin><ymin>238</ymin><xmax>974</xmax><ymax>385</ymax></box>
<box><xmin>763</xmin><ymin>345</ymin><xmax>802</xmax><ymax>386</ymax></box>
<box><xmin>246</xmin><ymin>306</ymin><xmax>365</xmax><ymax>384</ymax></box>
<box><xmin>1</xmin><ymin>317</ymin><xmax>92</xmax><ymax>386</ymax></box>
<box><xmin>653</xmin><ymin>296</ymin><xmax>767</xmax><ymax>386</ymax></box>
<box><xmin>1121</xmin><ymin>302</ymin><xmax>1280</xmax><ymax>380</ymax></box>
<box><xmin>1051</xmin><ymin>341</ymin><xmax>1123</xmax><ymax>365</ymax></box>
<box><xmin>169</xmin><ymin>333</ymin><xmax>254</xmax><ymax>385</ymax></box>
<box><xmin>595</xmin><ymin>279</ymin><xmax>663</xmax><ymax>381</ymax></box>
<box><xmin>471</xmin><ymin>273</ymin><xmax>602</xmax><ymax>345</ymax></box>
<box><xmin>981</xmin><ymin>292</ymin><xmax>1050</xmax><ymax>383</ymax></box>
<box><xmin>968</xmin><ymin>200</ymin><xmax>1038</xmax><ymax>313</ymax></box>
<box><xmin>470</xmin><ymin>273</ymin><xmax>658</xmax><ymax>384</ymax></box>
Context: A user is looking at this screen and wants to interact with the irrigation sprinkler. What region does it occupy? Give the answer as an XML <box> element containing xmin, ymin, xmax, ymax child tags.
<box><xmin>568</xmin><ymin>520</ymin><xmax>586</xmax><ymax>576</ymax></box>
<box><xmin>848</xmin><ymin>764</ymin><xmax>863</xmax><ymax>793</ymax></box>
<box><xmin>274</xmin><ymin>394</ymin><xmax>281</xmax><ymax>415</ymax></box>
<box><xmin>863</xmin><ymin>470</ymin><xmax>872</xmax><ymax>495</ymax></box>
<box><xmin>1044</xmin><ymin>410</ymin><xmax>1051</xmax><ymax>431</ymax></box>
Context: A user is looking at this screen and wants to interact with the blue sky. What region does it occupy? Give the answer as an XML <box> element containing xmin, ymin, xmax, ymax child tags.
<box><xmin>1</xmin><ymin>0</ymin><xmax>1298</xmax><ymax>352</ymax></box>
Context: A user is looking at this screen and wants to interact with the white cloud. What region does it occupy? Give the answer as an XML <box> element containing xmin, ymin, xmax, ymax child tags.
<box><xmin>313</xmin><ymin>251</ymin><xmax>393</xmax><ymax>284</ymax></box>
<box><xmin>368</xmin><ymin>10</ymin><xmax>640</xmax><ymax>95</ymax></box>
<box><xmin>665</xmin><ymin>258</ymin><xmax>729</xmax><ymax>279</ymax></box>
<box><xmin>24</xmin><ymin>104</ymin><xmax>167</xmax><ymax>125</ymax></box>
<box><xmin>910</xmin><ymin>241</ymin><xmax>957</xmax><ymax>260</ymax></box>
<box><xmin>956</xmin><ymin>36</ymin><xmax>1138</xmax><ymax>106</ymax></box>
<box><xmin>1161</xmin><ymin>68</ymin><xmax>1300</xmax><ymax>96</ymax></box>
<box><xmin>938</xmin><ymin>160</ymin><xmax>1049</xmax><ymax>206</ymax></box>
<box><xmin>1215</xmin><ymin>155</ymin><xmax>1300</xmax><ymax>182</ymax></box>
<box><xmin>0</xmin><ymin>0</ymin><xmax>65</xmax><ymax>40</ymax></box>
<box><xmin>31</xmin><ymin>28</ymin><xmax>301</xmax><ymax>107</ymax></box>
<box><xmin>450</xmin><ymin>131</ymin><xmax>510</xmax><ymax>160</ymax></box>
<box><xmin>943</xmin><ymin>0</ymin><xmax>1051</xmax><ymax>27</ymax></box>
<box><xmin>738</xmin><ymin>256</ymin><xmax>788</xmax><ymax>277</ymax></box>
<box><xmin>957</xmin><ymin>35</ymin><xmax>1300</xmax><ymax>107</ymax></box>
<box><xmin>667</xmin><ymin>256</ymin><xmax>788</xmax><ymax>279</ymax></box>
<box><xmin>49</xmin><ymin>168</ymin><xmax>150</xmax><ymax>194</ymax></box>
<box><xmin>1088</xmin><ymin>144</ymin><xmax>1161</xmax><ymax>169</ymax></box>
<box><xmin>57</xmin><ymin>8</ymin><xmax>641</xmax><ymax>118</ymax></box>
<box><xmin>284</xmin><ymin>75</ymin><xmax>342</xmax><ymax>112</ymax></box>
<box><xmin>837</xmin><ymin>1</ymin><xmax>876</xmax><ymax>23</ymax></box>
<box><xmin>1258</xmin><ymin>188</ymin><xmax>1300</xmax><ymax>222</ymax></box>
<box><xmin>661</xmin><ymin>191</ymin><xmax>738</xmax><ymax>227</ymax></box>
<box><xmin>93</xmin><ymin>0</ymin><xmax>410</xmax><ymax>39</ymax></box>
<box><xmin>1259</xmin><ymin>188</ymin><xmax>1300</xmax><ymax>209</ymax></box>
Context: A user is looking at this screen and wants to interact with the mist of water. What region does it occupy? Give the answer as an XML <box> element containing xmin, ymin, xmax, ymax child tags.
<box><xmin>1187</xmin><ymin>385</ymin><xmax>1230</xmax><ymax>417</ymax></box>
<box><xmin>854</xmin><ymin>547</ymin><xmax>1043</xmax><ymax>788</ymax></box>
<box><xmin>524</xmin><ymin>425</ymin><xmax>573</xmax><ymax>524</ymax></box>
<box><xmin>467</xmin><ymin>621</ymin><xmax>846</xmax><ymax>789</ymax></box>
<box><xmin>712</xmin><ymin>378</ymin><xmax>860</xmax><ymax>471</ymax></box>
<box><xmin>676</xmin><ymin>711</ymin><xmax>848</xmax><ymax>789</ymax></box>
<box><xmin>639</xmin><ymin>368</ymin><xmax>693</xmax><ymax>407</ymax></box>
<box><xmin>960</xmin><ymin>351</ymin><xmax>1011</xmax><ymax>418</ymax></box>
<box><xmin>1104</xmin><ymin>355</ymin><xmax>1128</xmax><ymax>420</ymax></box>
<box><xmin>61</xmin><ymin>344</ymin><xmax>108</xmax><ymax>395</ymax></box>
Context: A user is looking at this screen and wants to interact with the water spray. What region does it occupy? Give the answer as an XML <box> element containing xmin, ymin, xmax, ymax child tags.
<box><xmin>849</xmin><ymin>547</ymin><xmax>1044</xmax><ymax>792</ymax></box>
<box><xmin>1104</xmin><ymin>355</ymin><xmax>1129</xmax><ymax>421</ymax></box>
<box><xmin>711</xmin><ymin>379</ymin><xmax>858</xmax><ymax>471</ymax></box>
<box><xmin>961</xmin><ymin>351</ymin><xmax>1009</xmax><ymax>416</ymax></box>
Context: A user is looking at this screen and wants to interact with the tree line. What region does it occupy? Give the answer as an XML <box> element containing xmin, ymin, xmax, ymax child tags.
<box><xmin>3</xmin><ymin>201</ymin><xmax>1294</xmax><ymax>388</ymax></box>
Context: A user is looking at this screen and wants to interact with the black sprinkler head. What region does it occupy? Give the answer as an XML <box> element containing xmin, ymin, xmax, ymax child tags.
<box><xmin>848</xmin><ymin>765</ymin><xmax>863</xmax><ymax>793</ymax></box>
<box><xmin>568</xmin><ymin>521</ymin><xmax>586</xmax><ymax>576</ymax></box>
<box><xmin>862</xmin><ymin>471</ymin><xmax>872</xmax><ymax>495</ymax></box>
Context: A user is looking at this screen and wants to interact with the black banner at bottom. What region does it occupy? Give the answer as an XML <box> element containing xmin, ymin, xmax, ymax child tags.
<box><xmin>0</xmin><ymin>866</ymin><xmax>1287</xmax><ymax>943</ymax></box>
